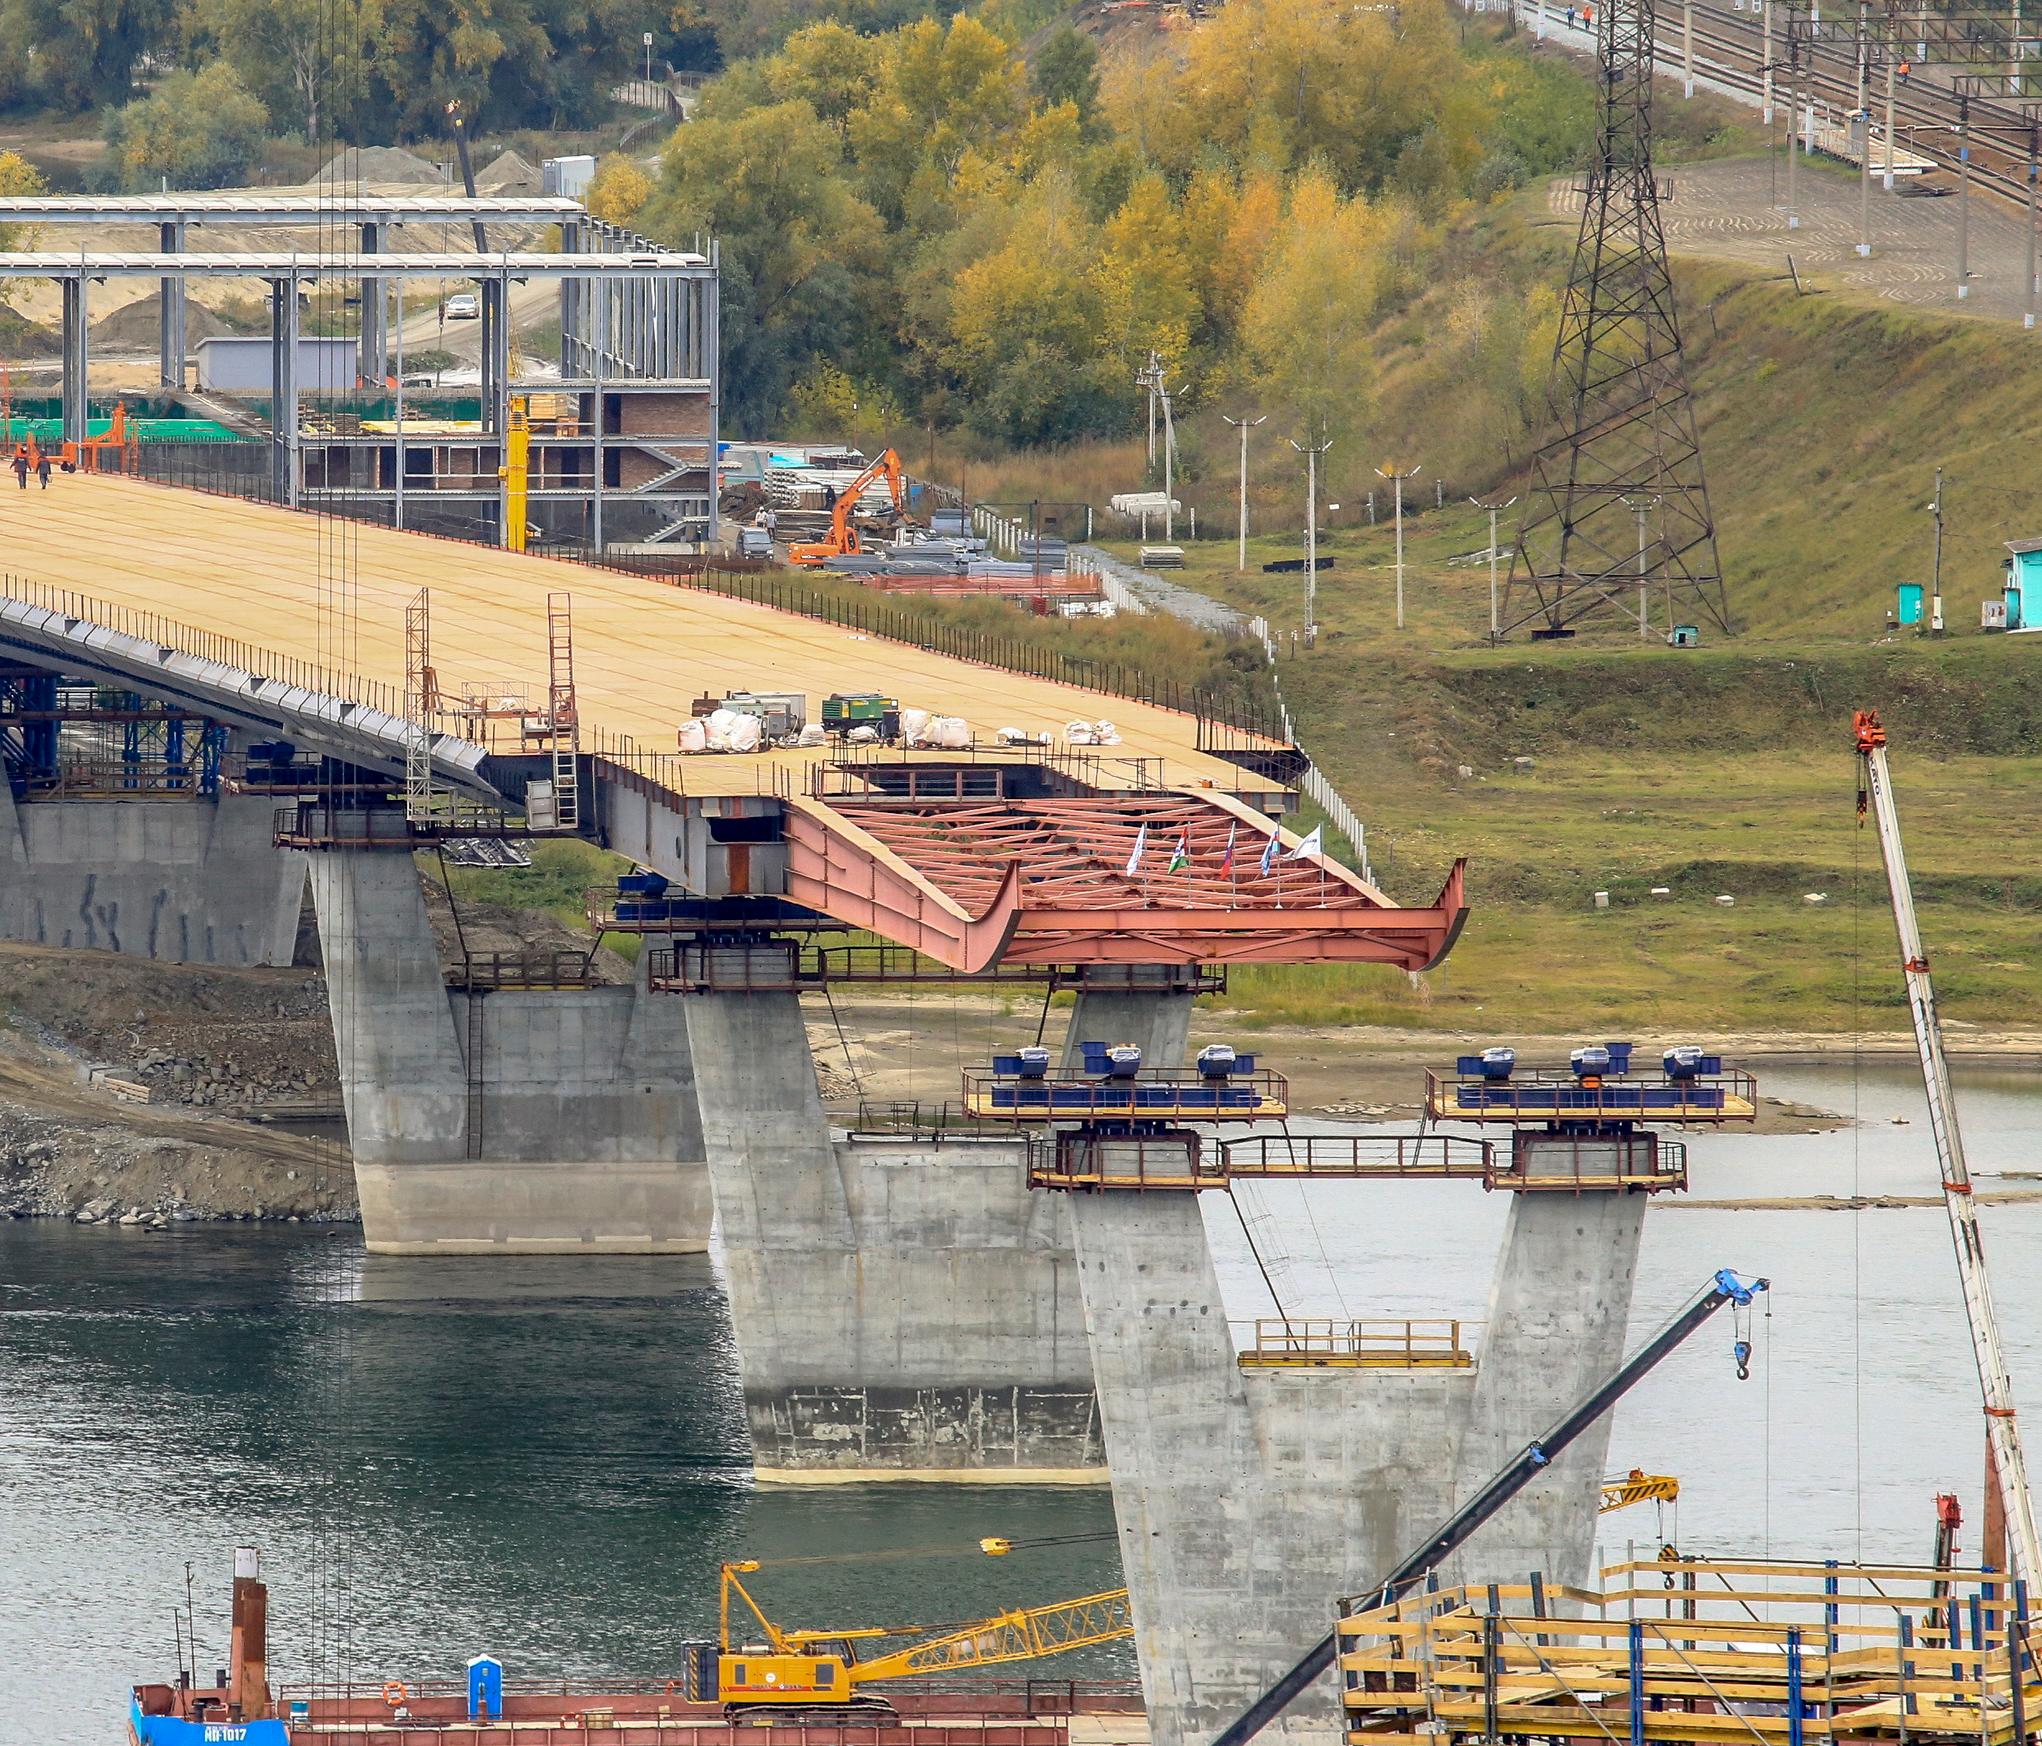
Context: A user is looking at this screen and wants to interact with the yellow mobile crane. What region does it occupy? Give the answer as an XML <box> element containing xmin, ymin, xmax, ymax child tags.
<box><xmin>710</xmin><ymin>1539</ymin><xmax>1131</xmax><ymax>1719</ymax></box>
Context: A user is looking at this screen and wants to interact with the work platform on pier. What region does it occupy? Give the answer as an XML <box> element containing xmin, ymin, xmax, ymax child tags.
<box><xmin>1338</xmin><ymin>1556</ymin><xmax>2041</xmax><ymax>1746</ymax></box>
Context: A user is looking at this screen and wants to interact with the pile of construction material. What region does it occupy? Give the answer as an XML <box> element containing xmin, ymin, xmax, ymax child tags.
<box><xmin>764</xmin><ymin>458</ymin><xmax>902</xmax><ymax>546</ymax></box>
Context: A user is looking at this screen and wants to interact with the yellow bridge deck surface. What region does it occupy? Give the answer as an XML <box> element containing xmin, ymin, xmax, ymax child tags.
<box><xmin>0</xmin><ymin>477</ymin><xmax>1252</xmax><ymax>798</ymax></box>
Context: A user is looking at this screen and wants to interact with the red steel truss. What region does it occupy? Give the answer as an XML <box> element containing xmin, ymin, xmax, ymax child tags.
<box><xmin>785</xmin><ymin>791</ymin><xmax>1466</xmax><ymax>971</ymax></box>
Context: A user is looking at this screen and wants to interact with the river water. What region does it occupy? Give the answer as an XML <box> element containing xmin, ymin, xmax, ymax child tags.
<box><xmin>5</xmin><ymin>1060</ymin><xmax>2041</xmax><ymax>1744</ymax></box>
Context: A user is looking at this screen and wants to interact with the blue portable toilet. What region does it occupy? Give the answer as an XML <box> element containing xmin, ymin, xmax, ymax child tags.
<box><xmin>468</xmin><ymin>1654</ymin><xmax>504</xmax><ymax>1721</ymax></box>
<box><xmin>1896</xmin><ymin>582</ymin><xmax>1925</xmax><ymax>627</ymax></box>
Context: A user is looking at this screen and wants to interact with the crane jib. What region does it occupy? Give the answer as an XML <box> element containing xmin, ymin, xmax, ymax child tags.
<box><xmin>1854</xmin><ymin>708</ymin><xmax>2042</xmax><ymax>1595</ymax></box>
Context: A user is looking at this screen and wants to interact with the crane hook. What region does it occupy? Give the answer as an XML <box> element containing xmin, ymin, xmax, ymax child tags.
<box><xmin>1733</xmin><ymin>1338</ymin><xmax>1752</xmax><ymax>1382</ymax></box>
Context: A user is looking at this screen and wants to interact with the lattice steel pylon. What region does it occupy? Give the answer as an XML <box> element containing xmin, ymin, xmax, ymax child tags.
<box><xmin>1500</xmin><ymin>0</ymin><xmax>1731</xmax><ymax>641</ymax></box>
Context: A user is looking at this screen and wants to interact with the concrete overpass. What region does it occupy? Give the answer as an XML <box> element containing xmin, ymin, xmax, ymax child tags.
<box><xmin>0</xmin><ymin>477</ymin><xmax>1653</xmax><ymax>1746</ymax></box>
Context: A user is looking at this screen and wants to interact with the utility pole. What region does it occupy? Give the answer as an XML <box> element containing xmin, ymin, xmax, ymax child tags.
<box><xmin>1471</xmin><ymin>494</ymin><xmax>1518</xmax><ymax>641</ymax></box>
<box><xmin>1763</xmin><ymin>0</ymin><xmax>1775</xmax><ymax>122</ymax></box>
<box><xmin>2029</xmin><ymin>110</ymin><xmax>2041</xmax><ymax>329</ymax></box>
<box><xmin>1786</xmin><ymin>20</ymin><xmax>1801</xmax><ymax>228</ymax></box>
<box><xmin>1623</xmin><ymin>493</ymin><xmax>1661</xmax><ymax>638</ymax></box>
<box><xmin>1224</xmin><ymin>415</ymin><xmax>1267</xmax><ymax>574</ymax></box>
<box><xmin>1140</xmin><ymin>351</ymin><xmax>1158</xmax><ymax>468</ymax></box>
<box><xmin>1684</xmin><ymin>0</ymin><xmax>1696</xmax><ymax>95</ymax></box>
<box><xmin>1293</xmin><ymin>436</ymin><xmax>1333</xmax><ymax>641</ymax></box>
<box><xmin>1883</xmin><ymin>32</ymin><xmax>1897</xmax><ymax>190</ymax></box>
<box><xmin>1958</xmin><ymin>90</ymin><xmax>1972</xmax><ymax>299</ymax></box>
<box><xmin>1158</xmin><ymin>372</ymin><xmax>1177</xmax><ymax>541</ymax></box>
<box><xmin>1376</xmin><ymin>461</ymin><xmax>1421</xmax><ymax>632</ymax></box>
<box><xmin>1930</xmin><ymin>465</ymin><xmax>1946</xmax><ymax>633</ymax></box>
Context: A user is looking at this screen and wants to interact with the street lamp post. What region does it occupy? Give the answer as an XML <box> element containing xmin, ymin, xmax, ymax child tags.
<box><xmin>1224</xmin><ymin>413</ymin><xmax>1267</xmax><ymax>575</ymax></box>
<box><xmin>1470</xmin><ymin>494</ymin><xmax>1518</xmax><ymax>640</ymax></box>
<box><xmin>1376</xmin><ymin>461</ymin><xmax>1422</xmax><ymax>630</ymax></box>
<box><xmin>1291</xmin><ymin>435</ymin><xmax>1333</xmax><ymax>641</ymax></box>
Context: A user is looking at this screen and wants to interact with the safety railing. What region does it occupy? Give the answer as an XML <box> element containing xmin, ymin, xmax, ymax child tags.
<box><xmin>1214</xmin><ymin>1134</ymin><xmax>1495</xmax><ymax>1182</ymax></box>
<box><xmin>446</xmin><ymin>950</ymin><xmax>602</xmax><ymax>991</ymax></box>
<box><xmin>1339</xmin><ymin>1558</ymin><xmax>2042</xmax><ymax>1746</ymax></box>
<box><xmin>1495</xmin><ymin>1132</ymin><xmax>1689</xmax><ymax>1194</ymax></box>
<box><xmin>10</xmin><ymin>755</ymin><xmax>215</xmax><ymax>798</ymax></box>
<box><xmin>1235</xmin><ymin>1318</ymin><xmax>1475</xmax><ymax>1369</ymax></box>
<box><xmin>1425</xmin><ymin>1068</ymin><xmax>1759</xmax><ymax>1123</ymax></box>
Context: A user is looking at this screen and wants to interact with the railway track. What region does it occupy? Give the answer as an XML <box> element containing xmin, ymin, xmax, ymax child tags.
<box><xmin>1521</xmin><ymin>0</ymin><xmax>2042</xmax><ymax>206</ymax></box>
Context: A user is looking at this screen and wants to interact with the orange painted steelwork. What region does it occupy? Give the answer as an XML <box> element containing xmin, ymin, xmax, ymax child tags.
<box><xmin>786</xmin><ymin>791</ymin><xmax>1466</xmax><ymax>971</ymax></box>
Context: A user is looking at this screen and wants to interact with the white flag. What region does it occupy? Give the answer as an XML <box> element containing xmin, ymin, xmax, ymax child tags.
<box><xmin>1124</xmin><ymin>823</ymin><xmax>1149</xmax><ymax>878</ymax></box>
<box><xmin>1286</xmin><ymin>823</ymin><xmax>1324</xmax><ymax>862</ymax></box>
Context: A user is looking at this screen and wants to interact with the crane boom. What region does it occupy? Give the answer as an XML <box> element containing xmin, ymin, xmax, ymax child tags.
<box><xmin>1207</xmin><ymin>1268</ymin><xmax>1768</xmax><ymax>1746</ymax></box>
<box><xmin>789</xmin><ymin>448</ymin><xmax>906</xmax><ymax>567</ymax></box>
<box><xmin>1600</xmin><ymin>1471</ymin><xmax>1679</xmax><ymax>1513</ymax></box>
<box><xmin>847</xmin><ymin>1587</ymin><xmax>1133</xmax><ymax>1684</ymax></box>
<box><xmin>1854</xmin><ymin>709</ymin><xmax>2042</xmax><ymax>1593</ymax></box>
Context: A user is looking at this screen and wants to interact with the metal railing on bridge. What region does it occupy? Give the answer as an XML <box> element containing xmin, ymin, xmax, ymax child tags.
<box><xmin>1234</xmin><ymin>1317</ymin><xmax>1477</xmax><ymax>1370</ymax></box>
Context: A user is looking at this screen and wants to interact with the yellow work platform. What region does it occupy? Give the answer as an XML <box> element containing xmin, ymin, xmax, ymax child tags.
<box><xmin>0</xmin><ymin>477</ymin><xmax>1266</xmax><ymax>801</ymax></box>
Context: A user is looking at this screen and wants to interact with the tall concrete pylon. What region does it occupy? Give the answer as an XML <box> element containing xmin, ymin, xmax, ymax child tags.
<box><xmin>1060</xmin><ymin>1121</ymin><xmax>1656</xmax><ymax>1746</ymax></box>
<box><xmin>685</xmin><ymin>957</ymin><xmax>1196</xmax><ymax>1479</ymax></box>
<box><xmin>308</xmin><ymin>846</ymin><xmax>711</xmax><ymax>1253</ymax></box>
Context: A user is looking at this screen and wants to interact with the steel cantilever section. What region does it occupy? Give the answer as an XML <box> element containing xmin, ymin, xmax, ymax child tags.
<box><xmin>784</xmin><ymin>791</ymin><xmax>1467</xmax><ymax>972</ymax></box>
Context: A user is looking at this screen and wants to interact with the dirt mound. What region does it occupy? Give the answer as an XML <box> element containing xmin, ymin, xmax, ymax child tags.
<box><xmin>315</xmin><ymin>145</ymin><xmax>444</xmax><ymax>186</ymax></box>
<box><xmin>476</xmin><ymin>148</ymin><xmax>541</xmax><ymax>193</ymax></box>
<box><xmin>0</xmin><ymin>301</ymin><xmax>57</xmax><ymax>359</ymax></box>
<box><xmin>87</xmin><ymin>293</ymin><xmax>229</xmax><ymax>351</ymax></box>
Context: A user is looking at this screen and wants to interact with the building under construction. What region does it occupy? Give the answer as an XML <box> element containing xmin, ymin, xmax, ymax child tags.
<box><xmin>0</xmin><ymin>192</ymin><xmax>719</xmax><ymax>555</ymax></box>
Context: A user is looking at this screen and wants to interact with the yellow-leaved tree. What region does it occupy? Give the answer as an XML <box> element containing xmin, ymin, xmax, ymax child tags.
<box><xmin>586</xmin><ymin>154</ymin><xmax>654</xmax><ymax>226</ymax></box>
<box><xmin>1241</xmin><ymin>170</ymin><xmax>1412</xmax><ymax>447</ymax></box>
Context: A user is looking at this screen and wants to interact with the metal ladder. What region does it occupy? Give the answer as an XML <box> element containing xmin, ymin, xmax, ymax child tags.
<box><xmin>545</xmin><ymin>591</ymin><xmax>578</xmax><ymax>831</ymax></box>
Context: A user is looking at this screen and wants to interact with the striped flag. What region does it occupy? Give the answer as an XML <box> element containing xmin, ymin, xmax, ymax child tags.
<box><xmin>1124</xmin><ymin>824</ymin><xmax>1148</xmax><ymax>878</ymax></box>
<box><xmin>1219</xmin><ymin>823</ymin><xmax>1237</xmax><ymax>876</ymax></box>
<box><xmin>1167</xmin><ymin>831</ymin><xmax>1190</xmax><ymax>873</ymax></box>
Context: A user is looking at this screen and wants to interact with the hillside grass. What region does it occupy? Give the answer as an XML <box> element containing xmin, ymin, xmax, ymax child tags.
<box><xmin>1094</xmin><ymin>220</ymin><xmax>2042</xmax><ymax>1036</ymax></box>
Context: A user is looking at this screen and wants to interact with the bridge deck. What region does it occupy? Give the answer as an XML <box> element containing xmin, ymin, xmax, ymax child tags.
<box><xmin>0</xmin><ymin>477</ymin><xmax>1253</xmax><ymax>798</ymax></box>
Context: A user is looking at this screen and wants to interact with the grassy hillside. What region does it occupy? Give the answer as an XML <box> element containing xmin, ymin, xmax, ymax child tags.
<box><xmin>1097</xmin><ymin>215</ymin><xmax>2042</xmax><ymax>1037</ymax></box>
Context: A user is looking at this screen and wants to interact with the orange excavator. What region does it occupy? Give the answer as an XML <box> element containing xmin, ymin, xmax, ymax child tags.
<box><xmin>788</xmin><ymin>448</ymin><xmax>906</xmax><ymax>567</ymax></box>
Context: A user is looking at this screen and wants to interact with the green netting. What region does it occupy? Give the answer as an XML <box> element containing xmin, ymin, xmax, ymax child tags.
<box><xmin>0</xmin><ymin>416</ymin><xmax>250</xmax><ymax>445</ymax></box>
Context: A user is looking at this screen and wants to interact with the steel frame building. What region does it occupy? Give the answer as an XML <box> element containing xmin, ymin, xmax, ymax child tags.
<box><xmin>0</xmin><ymin>197</ymin><xmax>721</xmax><ymax>553</ymax></box>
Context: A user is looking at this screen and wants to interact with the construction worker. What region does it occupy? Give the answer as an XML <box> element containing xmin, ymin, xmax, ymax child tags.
<box><xmin>1898</xmin><ymin>58</ymin><xmax>1911</xmax><ymax>82</ymax></box>
<box><xmin>35</xmin><ymin>451</ymin><xmax>50</xmax><ymax>488</ymax></box>
<box><xmin>11</xmin><ymin>448</ymin><xmax>27</xmax><ymax>489</ymax></box>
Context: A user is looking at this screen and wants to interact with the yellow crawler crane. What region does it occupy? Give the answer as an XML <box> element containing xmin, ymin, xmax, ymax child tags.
<box><xmin>715</xmin><ymin>1550</ymin><xmax>1132</xmax><ymax>1719</ymax></box>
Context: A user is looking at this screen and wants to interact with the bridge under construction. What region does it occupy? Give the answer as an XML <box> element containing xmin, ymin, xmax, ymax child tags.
<box><xmin>0</xmin><ymin>473</ymin><xmax>1718</xmax><ymax>1746</ymax></box>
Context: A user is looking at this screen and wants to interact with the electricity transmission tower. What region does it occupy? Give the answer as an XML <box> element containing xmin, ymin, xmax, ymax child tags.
<box><xmin>1501</xmin><ymin>0</ymin><xmax>1731</xmax><ymax>640</ymax></box>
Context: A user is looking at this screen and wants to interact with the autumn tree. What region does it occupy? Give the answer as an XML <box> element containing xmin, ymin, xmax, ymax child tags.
<box><xmin>637</xmin><ymin>99</ymin><xmax>882</xmax><ymax>431</ymax></box>
<box><xmin>586</xmin><ymin>153</ymin><xmax>654</xmax><ymax>225</ymax></box>
<box><xmin>103</xmin><ymin>63</ymin><xmax>270</xmax><ymax>190</ymax></box>
<box><xmin>1241</xmin><ymin>172</ymin><xmax>1409</xmax><ymax>447</ymax></box>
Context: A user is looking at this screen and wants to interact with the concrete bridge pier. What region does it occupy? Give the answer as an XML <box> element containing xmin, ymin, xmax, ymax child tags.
<box><xmin>687</xmin><ymin>959</ymin><xmax>1197</xmax><ymax>1481</ymax></box>
<box><xmin>0</xmin><ymin>778</ymin><xmax>306</xmax><ymax>965</ymax></box>
<box><xmin>1447</xmin><ymin>1136</ymin><xmax>1648</xmax><ymax>1585</ymax></box>
<box><xmin>1065</xmin><ymin>1138</ymin><xmax>1645</xmax><ymax>1746</ymax></box>
<box><xmin>307</xmin><ymin>845</ymin><xmax>711</xmax><ymax>1254</ymax></box>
